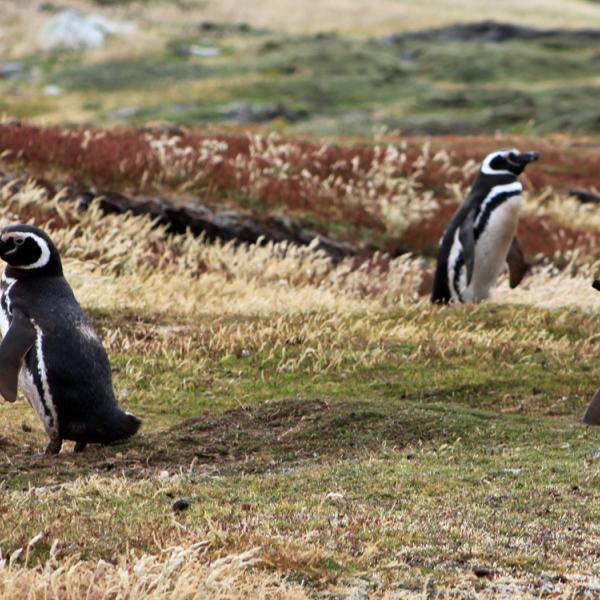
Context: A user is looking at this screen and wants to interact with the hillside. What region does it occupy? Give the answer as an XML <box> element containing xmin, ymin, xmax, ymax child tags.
<box><xmin>3</xmin><ymin>1</ymin><xmax>600</xmax><ymax>135</ymax></box>
<box><xmin>0</xmin><ymin>122</ymin><xmax>599</xmax><ymax>596</ymax></box>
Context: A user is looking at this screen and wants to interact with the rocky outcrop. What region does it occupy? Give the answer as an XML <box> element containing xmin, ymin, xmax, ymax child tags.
<box><xmin>0</xmin><ymin>174</ymin><xmax>357</xmax><ymax>260</ymax></box>
<box><xmin>379</xmin><ymin>20</ymin><xmax>600</xmax><ymax>45</ymax></box>
<box><xmin>38</xmin><ymin>9</ymin><xmax>136</xmax><ymax>51</ymax></box>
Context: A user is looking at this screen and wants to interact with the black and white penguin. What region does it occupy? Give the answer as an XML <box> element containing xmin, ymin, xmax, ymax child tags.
<box><xmin>0</xmin><ymin>224</ymin><xmax>141</xmax><ymax>454</ymax></box>
<box><xmin>431</xmin><ymin>148</ymin><xmax>539</xmax><ymax>304</ymax></box>
<box><xmin>583</xmin><ymin>280</ymin><xmax>600</xmax><ymax>425</ymax></box>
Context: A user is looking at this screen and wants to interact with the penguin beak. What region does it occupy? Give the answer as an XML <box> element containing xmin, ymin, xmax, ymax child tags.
<box><xmin>516</xmin><ymin>151</ymin><xmax>540</xmax><ymax>165</ymax></box>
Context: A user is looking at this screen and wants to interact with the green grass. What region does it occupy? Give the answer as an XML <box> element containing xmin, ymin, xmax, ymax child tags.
<box><xmin>1</xmin><ymin>303</ymin><xmax>599</xmax><ymax>593</ymax></box>
<box><xmin>8</xmin><ymin>24</ymin><xmax>600</xmax><ymax>134</ymax></box>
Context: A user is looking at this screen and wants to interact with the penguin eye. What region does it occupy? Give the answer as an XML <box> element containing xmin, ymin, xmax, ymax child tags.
<box><xmin>508</xmin><ymin>152</ymin><xmax>517</xmax><ymax>161</ymax></box>
<box><xmin>14</xmin><ymin>238</ymin><xmax>24</xmax><ymax>246</ymax></box>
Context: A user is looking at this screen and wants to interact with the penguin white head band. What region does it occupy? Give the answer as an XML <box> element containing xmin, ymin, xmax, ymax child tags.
<box><xmin>0</xmin><ymin>232</ymin><xmax>51</xmax><ymax>270</ymax></box>
<box><xmin>480</xmin><ymin>148</ymin><xmax>521</xmax><ymax>176</ymax></box>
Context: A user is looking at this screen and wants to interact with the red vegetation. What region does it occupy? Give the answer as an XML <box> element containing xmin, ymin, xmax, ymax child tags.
<box><xmin>1</xmin><ymin>122</ymin><xmax>599</xmax><ymax>261</ymax></box>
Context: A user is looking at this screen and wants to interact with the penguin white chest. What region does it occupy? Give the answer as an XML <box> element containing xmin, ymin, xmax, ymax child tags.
<box><xmin>0</xmin><ymin>279</ymin><xmax>59</xmax><ymax>437</ymax></box>
<box><xmin>466</xmin><ymin>194</ymin><xmax>522</xmax><ymax>302</ymax></box>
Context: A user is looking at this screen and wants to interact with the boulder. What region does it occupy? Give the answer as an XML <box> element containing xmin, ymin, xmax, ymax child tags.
<box><xmin>38</xmin><ymin>9</ymin><xmax>136</xmax><ymax>51</ymax></box>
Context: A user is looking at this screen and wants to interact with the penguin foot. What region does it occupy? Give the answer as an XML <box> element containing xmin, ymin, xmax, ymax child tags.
<box><xmin>45</xmin><ymin>438</ymin><xmax>62</xmax><ymax>455</ymax></box>
<box><xmin>73</xmin><ymin>441</ymin><xmax>87</xmax><ymax>453</ymax></box>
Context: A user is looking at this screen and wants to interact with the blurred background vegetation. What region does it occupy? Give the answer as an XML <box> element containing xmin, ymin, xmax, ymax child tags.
<box><xmin>3</xmin><ymin>0</ymin><xmax>600</xmax><ymax>137</ymax></box>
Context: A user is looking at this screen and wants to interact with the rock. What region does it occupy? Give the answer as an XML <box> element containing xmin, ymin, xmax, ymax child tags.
<box><xmin>38</xmin><ymin>9</ymin><xmax>136</xmax><ymax>52</ymax></box>
<box><xmin>43</xmin><ymin>85</ymin><xmax>62</xmax><ymax>96</ymax></box>
<box><xmin>108</xmin><ymin>106</ymin><xmax>139</xmax><ymax>119</ymax></box>
<box><xmin>0</xmin><ymin>172</ymin><xmax>358</xmax><ymax>261</ymax></box>
<box><xmin>379</xmin><ymin>20</ymin><xmax>600</xmax><ymax>45</ymax></box>
<box><xmin>172</xmin><ymin>498</ymin><xmax>191</xmax><ymax>512</ymax></box>
<box><xmin>37</xmin><ymin>2</ymin><xmax>62</xmax><ymax>12</ymax></box>
<box><xmin>187</xmin><ymin>45</ymin><xmax>221</xmax><ymax>58</ymax></box>
<box><xmin>225</xmin><ymin>102</ymin><xmax>306</xmax><ymax>123</ymax></box>
<box><xmin>566</xmin><ymin>187</ymin><xmax>600</xmax><ymax>204</ymax></box>
<box><xmin>0</xmin><ymin>62</ymin><xmax>25</xmax><ymax>79</ymax></box>
<box><xmin>199</xmin><ymin>21</ymin><xmax>262</xmax><ymax>34</ymax></box>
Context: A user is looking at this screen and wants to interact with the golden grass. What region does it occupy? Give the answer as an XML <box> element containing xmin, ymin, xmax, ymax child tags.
<box><xmin>2</xmin><ymin>171</ymin><xmax>600</xmax><ymax>596</ymax></box>
<box><xmin>0</xmin><ymin>540</ymin><xmax>309</xmax><ymax>599</ymax></box>
<box><xmin>184</xmin><ymin>0</ymin><xmax>600</xmax><ymax>34</ymax></box>
<box><xmin>0</xmin><ymin>179</ymin><xmax>597</xmax><ymax>389</ymax></box>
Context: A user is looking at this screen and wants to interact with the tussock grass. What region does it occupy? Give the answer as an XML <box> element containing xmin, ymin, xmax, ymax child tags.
<box><xmin>1</xmin><ymin>134</ymin><xmax>600</xmax><ymax>595</ymax></box>
<box><xmin>5</xmin><ymin>123</ymin><xmax>600</xmax><ymax>263</ymax></box>
<box><xmin>0</xmin><ymin>541</ymin><xmax>308</xmax><ymax>599</ymax></box>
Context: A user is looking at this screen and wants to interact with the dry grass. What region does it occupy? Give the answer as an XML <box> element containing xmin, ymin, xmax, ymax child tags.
<box><xmin>1</xmin><ymin>124</ymin><xmax>600</xmax><ymax>596</ymax></box>
<box><xmin>5</xmin><ymin>123</ymin><xmax>600</xmax><ymax>261</ymax></box>
<box><xmin>4</xmin><ymin>0</ymin><xmax>600</xmax><ymax>54</ymax></box>
<box><xmin>0</xmin><ymin>540</ymin><xmax>308</xmax><ymax>599</ymax></box>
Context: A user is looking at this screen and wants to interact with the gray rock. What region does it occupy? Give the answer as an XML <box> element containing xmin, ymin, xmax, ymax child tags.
<box><xmin>187</xmin><ymin>45</ymin><xmax>221</xmax><ymax>58</ymax></box>
<box><xmin>0</xmin><ymin>62</ymin><xmax>25</xmax><ymax>79</ymax></box>
<box><xmin>225</xmin><ymin>102</ymin><xmax>305</xmax><ymax>123</ymax></box>
<box><xmin>43</xmin><ymin>84</ymin><xmax>62</xmax><ymax>96</ymax></box>
<box><xmin>108</xmin><ymin>106</ymin><xmax>139</xmax><ymax>119</ymax></box>
<box><xmin>38</xmin><ymin>9</ymin><xmax>136</xmax><ymax>51</ymax></box>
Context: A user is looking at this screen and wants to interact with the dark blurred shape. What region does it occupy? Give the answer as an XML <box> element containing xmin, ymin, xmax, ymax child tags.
<box><xmin>225</xmin><ymin>102</ymin><xmax>307</xmax><ymax>124</ymax></box>
<box><xmin>583</xmin><ymin>388</ymin><xmax>600</xmax><ymax>425</ymax></box>
<box><xmin>567</xmin><ymin>188</ymin><xmax>600</xmax><ymax>205</ymax></box>
<box><xmin>379</xmin><ymin>20</ymin><xmax>600</xmax><ymax>45</ymax></box>
<box><xmin>0</xmin><ymin>62</ymin><xmax>25</xmax><ymax>80</ymax></box>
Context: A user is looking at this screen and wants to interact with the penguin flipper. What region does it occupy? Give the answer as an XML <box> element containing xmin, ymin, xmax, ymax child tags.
<box><xmin>506</xmin><ymin>237</ymin><xmax>528</xmax><ymax>289</ymax></box>
<box><xmin>0</xmin><ymin>308</ymin><xmax>36</xmax><ymax>403</ymax></box>
<box><xmin>458</xmin><ymin>210</ymin><xmax>476</xmax><ymax>285</ymax></box>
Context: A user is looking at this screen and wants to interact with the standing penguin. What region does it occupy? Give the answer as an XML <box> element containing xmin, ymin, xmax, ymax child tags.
<box><xmin>583</xmin><ymin>280</ymin><xmax>600</xmax><ymax>425</ymax></box>
<box><xmin>431</xmin><ymin>148</ymin><xmax>539</xmax><ymax>304</ymax></box>
<box><xmin>0</xmin><ymin>224</ymin><xmax>141</xmax><ymax>454</ymax></box>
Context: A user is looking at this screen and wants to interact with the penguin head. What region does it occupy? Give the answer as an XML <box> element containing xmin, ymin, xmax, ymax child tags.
<box><xmin>0</xmin><ymin>225</ymin><xmax>62</xmax><ymax>277</ymax></box>
<box><xmin>481</xmin><ymin>148</ymin><xmax>539</xmax><ymax>177</ymax></box>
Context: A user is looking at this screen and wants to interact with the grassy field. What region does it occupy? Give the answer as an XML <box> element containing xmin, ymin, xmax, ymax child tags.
<box><xmin>0</xmin><ymin>129</ymin><xmax>598</xmax><ymax>597</ymax></box>
<box><xmin>2</xmin><ymin>1</ymin><xmax>600</xmax><ymax>597</ymax></box>
<box><xmin>4</xmin><ymin>1</ymin><xmax>600</xmax><ymax>135</ymax></box>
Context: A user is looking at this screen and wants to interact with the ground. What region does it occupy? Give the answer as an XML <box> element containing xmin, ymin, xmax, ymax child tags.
<box><xmin>0</xmin><ymin>133</ymin><xmax>598</xmax><ymax>597</ymax></box>
<box><xmin>1</xmin><ymin>1</ymin><xmax>600</xmax><ymax>598</ymax></box>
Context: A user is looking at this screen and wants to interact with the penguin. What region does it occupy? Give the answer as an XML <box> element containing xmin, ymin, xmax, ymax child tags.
<box><xmin>583</xmin><ymin>280</ymin><xmax>600</xmax><ymax>425</ymax></box>
<box><xmin>431</xmin><ymin>148</ymin><xmax>539</xmax><ymax>304</ymax></box>
<box><xmin>0</xmin><ymin>224</ymin><xmax>141</xmax><ymax>454</ymax></box>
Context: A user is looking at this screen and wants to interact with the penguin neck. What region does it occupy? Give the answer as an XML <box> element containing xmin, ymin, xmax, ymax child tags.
<box><xmin>474</xmin><ymin>172</ymin><xmax>519</xmax><ymax>190</ymax></box>
<box><xmin>5</xmin><ymin>259</ymin><xmax>64</xmax><ymax>280</ymax></box>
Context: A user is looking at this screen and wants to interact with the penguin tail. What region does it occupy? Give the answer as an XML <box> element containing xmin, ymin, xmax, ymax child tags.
<box><xmin>110</xmin><ymin>410</ymin><xmax>142</xmax><ymax>442</ymax></box>
<box><xmin>63</xmin><ymin>409</ymin><xmax>141</xmax><ymax>445</ymax></box>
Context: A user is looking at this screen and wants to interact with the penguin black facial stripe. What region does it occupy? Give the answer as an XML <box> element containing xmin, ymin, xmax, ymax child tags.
<box><xmin>0</xmin><ymin>232</ymin><xmax>51</xmax><ymax>270</ymax></box>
